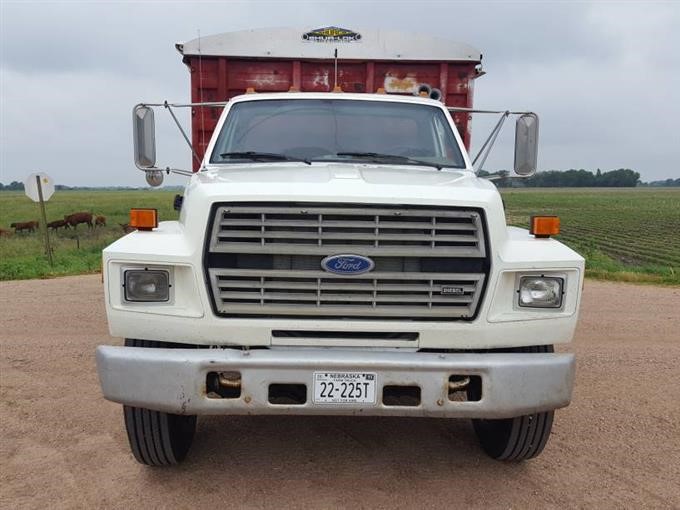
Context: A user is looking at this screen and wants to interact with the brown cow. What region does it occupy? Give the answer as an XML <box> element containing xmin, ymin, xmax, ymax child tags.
<box><xmin>95</xmin><ymin>215</ymin><xmax>106</xmax><ymax>227</ymax></box>
<box><xmin>0</xmin><ymin>228</ymin><xmax>12</xmax><ymax>237</ymax></box>
<box><xmin>10</xmin><ymin>221</ymin><xmax>39</xmax><ymax>233</ymax></box>
<box><xmin>119</xmin><ymin>223</ymin><xmax>136</xmax><ymax>233</ymax></box>
<box><xmin>47</xmin><ymin>219</ymin><xmax>70</xmax><ymax>231</ymax></box>
<box><xmin>64</xmin><ymin>212</ymin><xmax>93</xmax><ymax>229</ymax></box>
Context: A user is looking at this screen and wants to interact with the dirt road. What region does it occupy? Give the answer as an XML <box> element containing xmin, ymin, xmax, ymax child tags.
<box><xmin>1</xmin><ymin>276</ymin><xmax>679</xmax><ymax>509</ymax></box>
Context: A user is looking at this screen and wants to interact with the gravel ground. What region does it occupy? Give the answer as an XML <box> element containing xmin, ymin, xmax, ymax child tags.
<box><xmin>1</xmin><ymin>276</ymin><xmax>679</xmax><ymax>509</ymax></box>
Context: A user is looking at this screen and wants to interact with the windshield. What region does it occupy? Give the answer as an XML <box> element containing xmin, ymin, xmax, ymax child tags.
<box><xmin>209</xmin><ymin>99</ymin><xmax>466</xmax><ymax>169</ymax></box>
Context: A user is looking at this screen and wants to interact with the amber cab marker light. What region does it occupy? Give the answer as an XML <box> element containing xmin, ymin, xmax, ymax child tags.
<box><xmin>129</xmin><ymin>208</ymin><xmax>158</xmax><ymax>231</ymax></box>
<box><xmin>530</xmin><ymin>215</ymin><xmax>560</xmax><ymax>238</ymax></box>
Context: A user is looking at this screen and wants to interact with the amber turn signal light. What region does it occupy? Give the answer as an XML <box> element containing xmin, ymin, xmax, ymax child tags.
<box><xmin>530</xmin><ymin>215</ymin><xmax>560</xmax><ymax>238</ymax></box>
<box><xmin>129</xmin><ymin>208</ymin><xmax>158</xmax><ymax>231</ymax></box>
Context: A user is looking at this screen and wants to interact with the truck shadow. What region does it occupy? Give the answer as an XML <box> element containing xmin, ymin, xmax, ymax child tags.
<box><xmin>142</xmin><ymin>415</ymin><xmax>534</xmax><ymax>495</ymax></box>
<box><xmin>192</xmin><ymin>415</ymin><xmax>482</xmax><ymax>467</ymax></box>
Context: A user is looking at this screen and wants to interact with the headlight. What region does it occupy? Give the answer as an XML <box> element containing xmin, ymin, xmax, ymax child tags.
<box><xmin>124</xmin><ymin>269</ymin><xmax>170</xmax><ymax>302</ymax></box>
<box><xmin>518</xmin><ymin>276</ymin><xmax>563</xmax><ymax>308</ymax></box>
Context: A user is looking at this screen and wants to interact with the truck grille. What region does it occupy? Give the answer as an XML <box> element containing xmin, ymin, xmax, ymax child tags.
<box><xmin>208</xmin><ymin>269</ymin><xmax>485</xmax><ymax>318</ymax></box>
<box><xmin>205</xmin><ymin>203</ymin><xmax>489</xmax><ymax>321</ymax></box>
<box><xmin>210</xmin><ymin>204</ymin><xmax>485</xmax><ymax>257</ymax></box>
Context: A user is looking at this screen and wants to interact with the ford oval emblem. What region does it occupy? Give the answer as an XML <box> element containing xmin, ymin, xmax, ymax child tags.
<box><xmin>321</xmin><ymin>254</ymin><xmax>375</xmax><ymax>275</ymax></box>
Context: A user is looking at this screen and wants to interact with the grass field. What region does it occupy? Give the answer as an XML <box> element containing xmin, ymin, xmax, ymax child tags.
<box><xmin>1</xmin><ymin>188</ymin><xmax>678</xmax><ymax>284</ymax></box>
<box><xmin>0</xmin><ymin>190</ymin><xmax>178</xmax><ymax>280</ymax></box>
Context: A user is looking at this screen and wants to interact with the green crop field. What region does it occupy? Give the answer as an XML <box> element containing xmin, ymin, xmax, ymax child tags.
<box><xmin>1</xmin><ymin>188</ymin><xmax>678</xmax><ymax>284</ymax></box>
<box><xmin>502</xmin><ymin>188</ymin><xmax>680</xmax><ymax>284</ymax></box>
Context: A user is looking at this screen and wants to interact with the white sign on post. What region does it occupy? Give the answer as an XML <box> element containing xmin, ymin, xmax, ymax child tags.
<box><xmin>24</xmin><ymin>172</ymin><xmax>55</xmax><ymax>267</ymax></box>
<box><xmin>24</xmin><ymin>173</ymin><xmax>54</xmax><ymax>202</ymax></box>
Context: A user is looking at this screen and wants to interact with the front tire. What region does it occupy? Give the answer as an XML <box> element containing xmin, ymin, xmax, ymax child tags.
<box><xmin>122</xmin><ymin>339</ymin><xmax>197</xmax><ymax>466</ymax></box>
<box><xmin>123</xmin><ymin>406</ymin><xmax>196</xmax><ymax>466</ymax></box>
<box><xmin>471</xmin><ymin>345</ymin><xmax>555</xmax><ymax>461</ymax></box>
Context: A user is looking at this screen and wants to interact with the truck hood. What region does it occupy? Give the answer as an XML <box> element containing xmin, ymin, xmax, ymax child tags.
<box><xmin>189</xmin><ymin>163</ymin><xmax>499</xmax><ymax>207</ymax></box>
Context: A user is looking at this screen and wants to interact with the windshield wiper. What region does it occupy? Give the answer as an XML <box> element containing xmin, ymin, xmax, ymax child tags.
<box><xmin>219</xmin><ymin>151</ymin><xmax>311</xmax><ymax>165</ymax></box>
<box><xmin>336</xmin><ymin>152</ymin><xmax>442</xmax><ymax>170</ymax></box>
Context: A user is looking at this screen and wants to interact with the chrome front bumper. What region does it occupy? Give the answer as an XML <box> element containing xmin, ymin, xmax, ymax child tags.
<box><xmin>96</xmin><ymin>346</ymin><xmax>575</xmax><ymax>419</ymax></box>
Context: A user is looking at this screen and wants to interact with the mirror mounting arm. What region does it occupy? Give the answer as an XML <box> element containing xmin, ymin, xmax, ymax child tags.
<box><xmin>472</xmin><ymin>111</ymin><xmax>509</xmax><ymax>173</ymax></box>
<box><xmin>143</xmin><ymin>167</ymin><xmax>193</xmax><ymax>187</ymax></box>
<box><xmin>163</xmin><ymin>167</ymin><xmax>194</xmax><ymax>177</ymax></box>
<box><xmin>164</xmin><ymin>101</ymin><xmax>202</xmax><ymax>166</ymax></box>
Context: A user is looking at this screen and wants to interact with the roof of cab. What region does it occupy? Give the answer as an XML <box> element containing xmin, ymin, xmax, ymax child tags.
<box><xmin>227</xmin><ymin>91</ymin><xmax>449</xmax><ymax>107</ymax></box>
<box><xmin>177</xmin><ymin>27</ymin><xmax>482</xmax><ymax>62</ymax></box>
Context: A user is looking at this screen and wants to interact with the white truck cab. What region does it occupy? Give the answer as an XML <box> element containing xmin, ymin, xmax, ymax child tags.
<box><xmin>96</xmin><ymin>32</ymin><xmax>583</xmax><ymax>466</ymax></box>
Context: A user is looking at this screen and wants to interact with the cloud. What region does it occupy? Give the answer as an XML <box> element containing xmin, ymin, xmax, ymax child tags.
<box><xmin>1</xmin><ymin>0</ymin><xmax>678</xmax><ymax>185</ymax></box>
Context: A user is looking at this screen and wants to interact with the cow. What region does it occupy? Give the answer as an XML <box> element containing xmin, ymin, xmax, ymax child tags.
<box><xmin>119</xmin><ymin>223</ymin><xmax>136</xmax><ymax>233</ymax></box>
<box><xmin>95</xmin><ymin>215</ymin><xmax>107</xmax><ymax>227</ymax></box>
<box><xmin>10</xmin><ymin>221</ymin><xmax>39</xmax><ymax>233</ymax></box>
<box><xmin>0</xmin><ymin>228</ymin><xmax>12</xmax><ymax>237</ymax></box>
<box><xmin>64</xmin><ymin>212</ymin><xmax>93</xmax><ymax>229</ymax></box>
<box><xmin>47</xmin><ymin>219</ymin><xmax>70</xmax><ymax>231</ymax></box>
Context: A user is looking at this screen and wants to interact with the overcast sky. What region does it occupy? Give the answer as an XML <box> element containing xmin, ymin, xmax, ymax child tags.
<box><xmin>1</xmin><ymin>0</ymin><xmax>678</xmax><ymax>186</ymax></box>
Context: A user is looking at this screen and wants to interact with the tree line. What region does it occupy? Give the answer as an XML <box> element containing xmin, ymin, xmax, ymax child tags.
<box><xmin>639</xmin><ymin>178</ymin><xmax>680</xmax><ymax>187</ymax></box>
<box><xmin>0</xmin><ymin>181</ymin><xmax>25</xmax><ymax>191</ymax></box>
<box><xmin>517</xmin><ymin>168</ymin><xmax>641</xmax><ymax>188</ymax></box>
<box><xmin>478</xmin><ymin>168</ymin><xmax>677</xmax><ymax>188</ymax></box>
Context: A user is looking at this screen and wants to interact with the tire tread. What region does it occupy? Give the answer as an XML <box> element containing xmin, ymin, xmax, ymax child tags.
<box><xmin>121</xmin><ymin>338</ymin><xmax>196</xmax><ymax>466</ymax></box>
<box><xmin>472</xmin><ymin>344</ymin><xmax>556</xmax><ymax>462</ymax></box>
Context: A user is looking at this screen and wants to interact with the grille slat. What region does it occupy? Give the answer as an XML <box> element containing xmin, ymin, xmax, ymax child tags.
<box><xmin>210</xmin><ymin>244</ymin><xmax>484</xmax><ymax>257</ymax></box>
<box><xmin>218</xmin><ymin>231</ymin><xmax>478</xmax><ymax>243</ymax></box>
<box><xmin>219</xmin><ymin>291</ymin><xmax>474</xmax><ymax>304</ymax></box>
<box><xmin>208</xmin><ymin>302</ymin><xmax>479</xmax><ymax>318</ymax></box>
<box><xmin>216</xmin><ymin>280</ymin><xmax>477</xmax><ymax>293</ymax></box>
<box><xmin>211</xmin><ymin>268</ymin><xmax>480</xmax><ymax>280</ymax></box>
<box><xmin>219</xmin><ymin>219</ymin><xmax>478</xmax><ymax>231</ymax></box>
<box><xmin>207</xmin><ymin>203</ymin><xmax>488</xmax><ymax>321</ymax></box>
<box><xmin>214</xmin><ymin>206</ymin><xmax>478</xmax><ymax>217</ymax></box>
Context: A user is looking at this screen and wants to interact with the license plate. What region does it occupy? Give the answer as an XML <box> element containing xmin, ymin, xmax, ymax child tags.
<box><xmin>313</xmin><ymin>372</ymin><xmax>377</xmax><ymax>404</ymax></box>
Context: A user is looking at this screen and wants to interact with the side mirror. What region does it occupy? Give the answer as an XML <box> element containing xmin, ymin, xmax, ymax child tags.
<box><xmin>514</xmin><ymin>113</ymin><xmax>539</xmax><ymax>176</ymax></box>
<box><xmin>133</xmin><ymin>105</ymin><xmax>156</xmax><ymax>169</ymax></box>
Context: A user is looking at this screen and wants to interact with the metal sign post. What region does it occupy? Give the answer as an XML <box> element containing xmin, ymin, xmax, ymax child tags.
<box><xmin>36</xmin><ymin>176</ymin><xmax>54</xmax><ymax>266</ymax></box>
<box><xmin>25</xmin><ymin>172</ymin><xmax>55</xmax><ymax>267</ymax></box>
